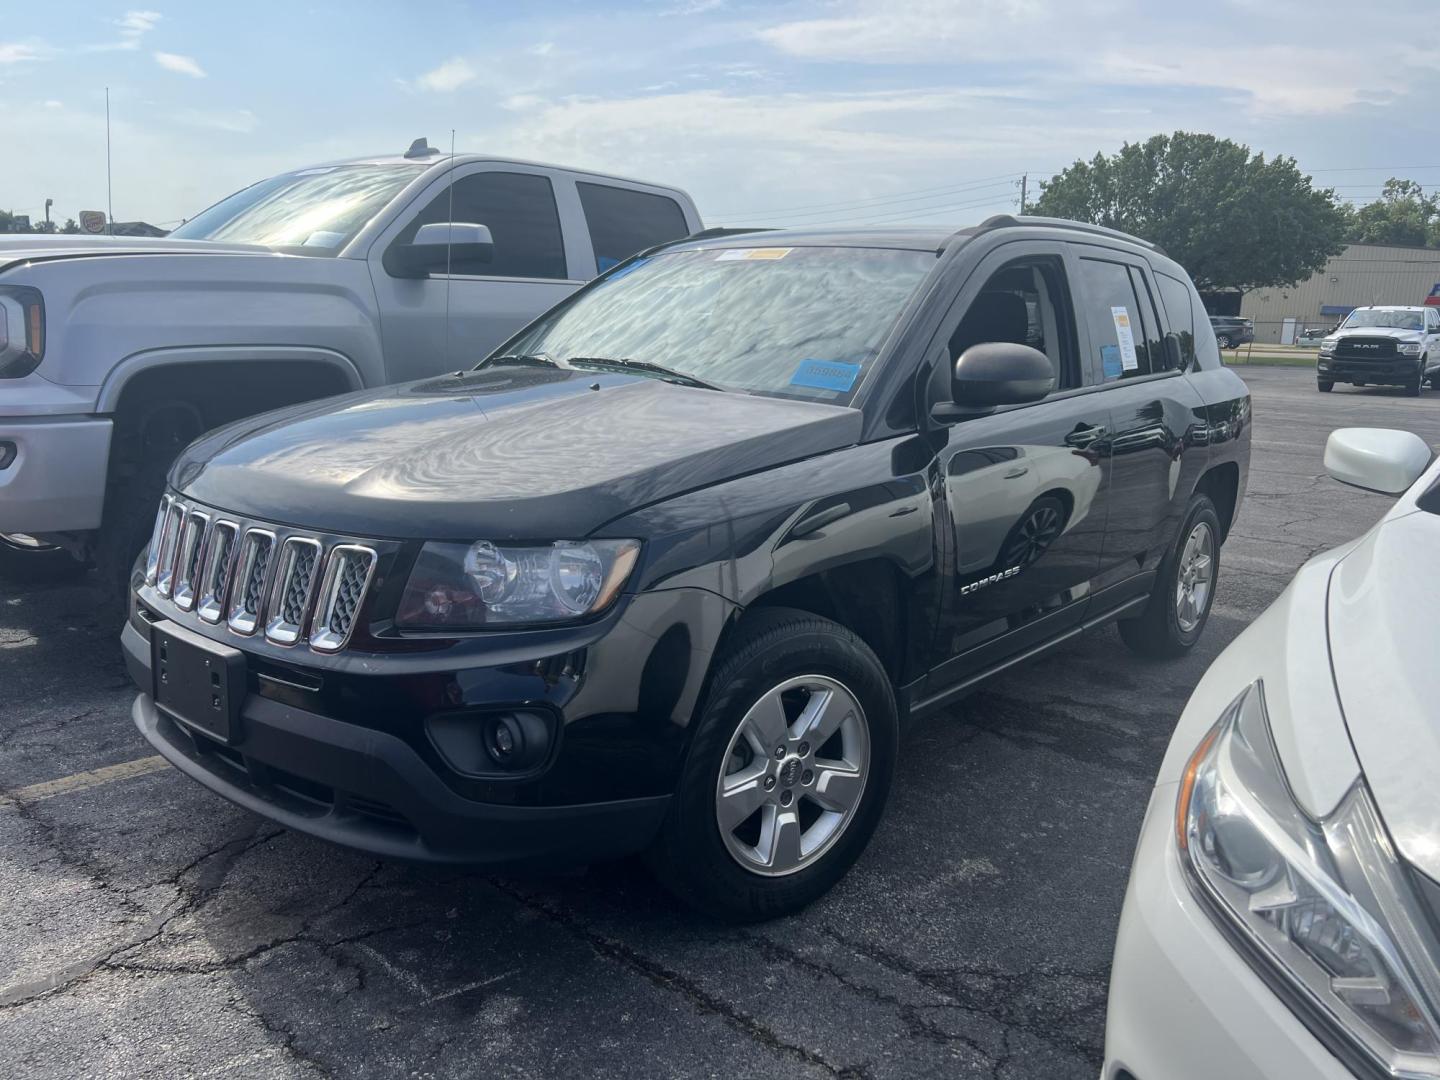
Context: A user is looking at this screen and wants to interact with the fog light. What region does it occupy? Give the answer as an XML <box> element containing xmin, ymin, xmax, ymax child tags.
<box><xmin>426</xmin><ymin>708</ymin><xmax>555</xmax><ymax>777</ymax></box>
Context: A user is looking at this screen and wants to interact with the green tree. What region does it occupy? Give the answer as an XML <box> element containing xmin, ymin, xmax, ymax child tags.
<box><xmin>61</xmin><ymin>217</ymin><xmax>81</xmax><ymax>234</ymax></box>
<box><xmin>1033</xmin><ymin>132</ymin><xmax>1349</xmax><ymax>294</ymax></box>
<box><xmin>1347</xmin><ymin>179</ymin><xmax>1438</xmax><ymax>248</ymax></box>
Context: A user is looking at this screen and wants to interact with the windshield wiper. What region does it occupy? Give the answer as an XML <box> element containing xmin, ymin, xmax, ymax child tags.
<box><xmin>566</xmin><ymin>356</ymin><xmax>726</xmax><ymax>391</ymax></box>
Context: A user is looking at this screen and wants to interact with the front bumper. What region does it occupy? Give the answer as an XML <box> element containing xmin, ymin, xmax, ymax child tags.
<box><xmin>1318</xmin><ymin>357</ymin><xmax>1422</xmax><ymax>385</ymax></box>
<box><xmin>0</xmin><ymin>414</ymin><xmax>111</xmax><ymax>532</ymax></box>
<box><xmin>1103</xmin><ymin>784</ymin><xmax>1355</xmax><ymax>1080</ymax></box>
<box><xmin>122</xmin><ymin>579</ymin><xmax>736</xmax><ymax>865</ymax></box>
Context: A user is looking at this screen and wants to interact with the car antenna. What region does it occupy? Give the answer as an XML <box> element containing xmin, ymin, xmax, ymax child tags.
<box><xmin>404</xmin><ymin>137</ymin><xmax>436</xmax><ymax>159</ymax></box>
<box><xmin>443</xmin><ymin>129</ymin><xmax>456</xmax><ymax>373</ymax></box>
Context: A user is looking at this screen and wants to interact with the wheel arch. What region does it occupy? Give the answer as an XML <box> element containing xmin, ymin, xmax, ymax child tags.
<box><xmin>96</xmin><ymin>345</ymin><xmax>364</xmax><ymax>416</ymax></box>
<box><xmin>1194</xmin><ymin>460</ymin><xmax>1240</xmax><ymax>540</ymax></box>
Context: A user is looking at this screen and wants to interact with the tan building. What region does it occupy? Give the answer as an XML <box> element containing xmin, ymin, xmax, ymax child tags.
<box><xmin>1239</xmin><ymin>243</ymin><xmax>1440</xmax><ymax>344</ymax></box>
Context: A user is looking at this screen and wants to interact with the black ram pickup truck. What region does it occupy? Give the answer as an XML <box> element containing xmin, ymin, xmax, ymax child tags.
<box><xmin>124</xmin><ymin>215</ymin><xmax>1250</xmax><ymax>921</ymax></box>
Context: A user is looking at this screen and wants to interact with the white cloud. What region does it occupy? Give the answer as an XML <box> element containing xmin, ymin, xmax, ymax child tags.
<box><xmin>660</xmin><ymin>0</ymin><xmax>726</xmax><ymax>13</ymax></box>
<box><xmin>415</xmin><ymin>57</ymin><xmax>476</xmax><ymax>92</ymax></box>
<box><xmin>501</xmin><ymin>93</ymin><xmax>544</xmax><ymax>111</ymax></box>
<box><xmin>118</xmin><ymin>10</ymin><xmax>162</xmax><ymax>35</ymax></box>
<box><xmin>759</xmin><ymin>0</ymin><xmax>1046</xmax><ymax>62</ymax></box>
<box><xmin>0</xmin><ymin>42</ymin><xmax>46</xmax><ymax>63</ymax></box>
<box><xmin>176</xmin><ymin>107</ymin><xmax>258</xmax><ymax>133</ymax></box>
<box><xmin>154</xmin><ymin>51</ymin><xmax>205</xmax><ymax>78</ymax></box>
<box><xmin>43</xmin><ymin>99</ymin><xmax>63</xmax><ymax>109</ymax></box>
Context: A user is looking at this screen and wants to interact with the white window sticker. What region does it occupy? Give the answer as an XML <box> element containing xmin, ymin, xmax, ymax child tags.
<box><xmin>716</xmin><ymin>248</ymin><xmax>793</xmax><ymax>261</ymax></box>
<box><xmin>1111</xmin><ymin>306</ymin><xmax>1139</xmax><ymax>371</ymax></box>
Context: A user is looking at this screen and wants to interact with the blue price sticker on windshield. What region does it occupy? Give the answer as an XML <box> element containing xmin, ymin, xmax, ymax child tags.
<box><xmin>1101</xmin><ymin>344</ymin><xmax>1123</xmax><ymax>379</ymax></box>
<box><xmin>790</xmin><ymin>359</ymin><xmax>862</xmax><ymax>392</ymax></box>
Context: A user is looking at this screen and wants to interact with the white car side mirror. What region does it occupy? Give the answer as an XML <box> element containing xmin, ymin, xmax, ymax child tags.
<box><xmin>1324</xmin><ymin>428</ymin><xmax>1432</xmax><ymax>494</ymax></box>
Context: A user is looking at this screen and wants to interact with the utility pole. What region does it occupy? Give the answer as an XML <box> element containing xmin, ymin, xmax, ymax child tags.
<box><xmin>105</xmin><ymin>86</ymin><xmax>114</xmax><ymax>236</ymax></box>
<box><xmin>44</xmin><ymin>198</ymin><xmax>52</xmax><ymax>231</ymax></box>
<box><xmin>1019</xmin><ymin>173</ymin><xmax>1028</xmax><ymax>214</ymax></box>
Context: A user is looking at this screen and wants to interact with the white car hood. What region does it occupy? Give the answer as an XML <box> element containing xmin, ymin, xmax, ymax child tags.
<box><xmin>1333</xmin><ymin>325</ymin><xmax>1425</xmax><ymax>342</ymax></box>
<box><xmin>0</xmin><ymin>234</ymin><xmax>271</xmax><ymax>269</ymax></box>
<box><xmin>1329</xmin><ymin>505</ymin><xmax>1440</xmax><ymax>884</ymax></box>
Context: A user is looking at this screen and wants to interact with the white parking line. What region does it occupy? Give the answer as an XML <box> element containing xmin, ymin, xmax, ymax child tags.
<box><xmin>0</xmin><ymin>755</ymin><xmax>170</xmax><ymax>805</ymax></box>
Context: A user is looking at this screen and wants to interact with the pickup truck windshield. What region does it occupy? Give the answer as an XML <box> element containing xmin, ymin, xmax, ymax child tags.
<box><xmin>497</xmin><ymin>246</ymin><xmax>937</xmax><ymax>403</ymax></box>
<box><xmin>1342</xmin><ymin>309</ymin><xmax>1424</xmax><ymax>331</ymax></box>
<box><xmin>170</xmin><ymin>163</ymin><xmax>424</xmax><ymax>253</ymax></box>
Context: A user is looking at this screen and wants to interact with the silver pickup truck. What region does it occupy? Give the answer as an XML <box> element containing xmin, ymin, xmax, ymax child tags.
<box><xmin>0</xmin><ymin>141</ymin><xmax>700</xmax><ymax>597</ymax></box>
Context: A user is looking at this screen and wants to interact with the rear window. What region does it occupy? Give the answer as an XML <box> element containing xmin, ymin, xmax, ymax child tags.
<box><xmin>576</xmin><ymin>183</ymin><xmax>690</xmax><ymax>273</ymax></box>
<box><xmin>1156</xmin><ymin>272</ymin><xmax>1196</xmax><ymax>369</ymax></box>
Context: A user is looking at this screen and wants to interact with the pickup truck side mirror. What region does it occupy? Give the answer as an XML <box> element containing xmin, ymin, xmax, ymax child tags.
<box><xmin>385</xmin><ymin>222</ymin><xmax>495</xmax><ymax>279</ymax></box>
<box><xmin>932</xmin><ymin>341</ymin><xmax>1055</xmax><ymax>423</ymax></box>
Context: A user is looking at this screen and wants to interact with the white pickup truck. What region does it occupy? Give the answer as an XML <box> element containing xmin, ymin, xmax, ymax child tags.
<box><xmin>0</xmin><ymin>141</ymin><xmax>701</xmax><ymax>598</ymax></box>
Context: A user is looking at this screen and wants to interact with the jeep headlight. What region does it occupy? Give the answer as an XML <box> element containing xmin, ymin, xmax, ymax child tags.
<box><xmin>0</xmin><ymin>285</ymin><xmax>45</xmax><ymax>379</ymax></box>
<box><xmin>1319</xmin><ymin>337</ymin><xmax>1339</xmax><ymax>356</ymax></box>
<box><xmin>1178</xmin><ymin>683</ymin><xmax>1440</xmax><ymax>1077</ymax></box>
<box><xmin>396</xmin><ymin>539</ymin><xmax>640</xmax><ymax>629</ymax></box>
<box><xmin>1400</xmin><ymin>342</ymin><xmax>1423</xmax><ymax>357</ymax></box>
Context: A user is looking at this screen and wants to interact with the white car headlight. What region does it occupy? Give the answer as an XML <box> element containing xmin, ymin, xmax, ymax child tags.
<box><xmin>395</xmin><ymin>539</ymin><xmax>640</xmax><ymax>629</ymax></box>
<box><xmin>1178</xmin><ymin>683</ymin><xmax>1440</xmax><ymax>1077</ymax></box>
<box><xmin>1320</xmin><ymin>337</ymin><xmax>1339</xmax><ymax>355</ymax></box>
<box><xmin>1400</xmin><ymin>342</ymin><xmax>1423</xmax><ymax>356</ymax></box>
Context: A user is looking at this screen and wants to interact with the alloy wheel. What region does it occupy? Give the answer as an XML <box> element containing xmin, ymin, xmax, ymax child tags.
<box><xmin>1175</xmin><ymin>521</ymin><xmax>1215</xmax><ymax>633</ymax></box>
<box><xmin>715</xmin><ymin>675</ymin><xmax>869</xmax><ymax>877</ymax></box>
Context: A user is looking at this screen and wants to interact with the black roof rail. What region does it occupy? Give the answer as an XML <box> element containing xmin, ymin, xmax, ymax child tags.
<box><xmin>977</xmin><ymin>214</ymin><xmax>1166</xmax><ymax>256</ymax></box>
<box><xmin>684</xmin><ymin>226</ymin><xmax>779</xmax><ymax>241</ymax></box>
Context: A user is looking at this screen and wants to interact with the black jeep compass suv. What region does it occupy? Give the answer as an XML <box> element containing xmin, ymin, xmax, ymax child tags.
<box><xmin>125</xmin><ymin>215</ymin><xmax>1250</xmax><ymax>921</ymax></box>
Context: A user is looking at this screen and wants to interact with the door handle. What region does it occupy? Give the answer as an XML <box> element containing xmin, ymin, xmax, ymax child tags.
<box><xmin>1003</xmin><ymin>466</ymin><xmax>1029</xmax><ymax>479</ymax></box>
<box><xmin>1065</xmin><ymin>425</ymin><xmax>1107</xmax><ymax>449</ymax></box>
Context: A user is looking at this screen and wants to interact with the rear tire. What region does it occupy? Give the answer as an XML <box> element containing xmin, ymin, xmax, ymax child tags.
<box><xmin>646</xmin><ymin>607</ymin><xmax>898</xmax><ymax>922</ymax></box>
<box><xmin>1318</xmin><ymin>380</ymin><xmax>1334</xmax><ymax>393</ymax></box>
<box><xmin>1118</xmin><ymin>495</ymin><xmax>1221</xmax><ymax>659</ymax></box>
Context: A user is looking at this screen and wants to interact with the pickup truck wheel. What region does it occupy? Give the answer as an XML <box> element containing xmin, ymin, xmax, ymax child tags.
<box><xmin>93</xmin><ymin>456</ymin><xmax>173</xmax><ymax>617</ymax></box>
<box><xmin>646</xmin><ymin>607</ymin><xmax>898</xmax><ymax>922</ymax></box>
<box><xmin>1407</xmin><ymin>365</ymin><xmax>1424</xmax><ymax>396</ymax></box>
<box><xmin>0</xmin><ymin>535</ymin><xmax>88</xmax><ymax>583</ymax></box>
<box><xmin>1318</xmin><ymin>380</ymin><xmax>1334</xmax><ymax>393</ymax></box>
<box><xmin>1118</xmin><ymin>495</ymin><xmax>1221</xmax><ymax>659</ymax></box>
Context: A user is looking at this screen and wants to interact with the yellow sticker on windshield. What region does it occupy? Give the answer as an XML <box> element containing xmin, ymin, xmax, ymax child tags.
<box><xmin>716</xmin><ymin>248</ymin><xmax>793</xmax><ymax>261</ymax></box>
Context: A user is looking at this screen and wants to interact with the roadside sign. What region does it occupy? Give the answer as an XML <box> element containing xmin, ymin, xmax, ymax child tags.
<box><xmin>11</xmin><ymin>214</ymin><xmax>29</xmax><ymax>231</ymax></box>
<box><xmin>79</xmin><ymin>210</ymin><xmax>107</xmax><ymax>234</ymax></box>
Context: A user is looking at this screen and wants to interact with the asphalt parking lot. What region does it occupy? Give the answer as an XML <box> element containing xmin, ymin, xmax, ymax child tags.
<box><xmin>3</xmin><ymin>364</ymin><xmax>1438</xmax><ymax>1079</ymax></box>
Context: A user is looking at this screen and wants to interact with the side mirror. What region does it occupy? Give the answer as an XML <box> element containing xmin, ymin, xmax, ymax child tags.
<box><xmin>933</xmin><ymin>342</ymin><xmax>1054</xmax><ymax>423</ymax></box>
<box><xmin>1324</xmin><ymin>427</ymin><xmax>1431</xmax><ymax>494</ymax></box>
<box><xmin>385</xmin><ymin>222</ymin><xmax>494</xmax><ymax>279</ymax></box>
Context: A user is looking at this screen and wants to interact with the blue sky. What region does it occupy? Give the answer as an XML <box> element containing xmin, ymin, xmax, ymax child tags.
<box><xmin>2</xmin><ymin>0</ymin><xmax>1438</xmax><ymax>230</ymax></box>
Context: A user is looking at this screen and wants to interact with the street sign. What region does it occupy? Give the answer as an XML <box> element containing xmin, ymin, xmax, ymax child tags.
<box><xmin>79</xmin><ymin>210</ymin><xmax>107</xmax><ymax>234</ymax></box>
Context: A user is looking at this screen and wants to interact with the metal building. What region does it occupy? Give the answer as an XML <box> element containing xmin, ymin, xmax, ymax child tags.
<box><xmin>1239</xmin><ymin>243</ymin><xmax>1440</xmax><ymax>344</ymax></box>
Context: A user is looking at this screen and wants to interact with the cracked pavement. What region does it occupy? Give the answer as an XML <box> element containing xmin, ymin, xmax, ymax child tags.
<box><xmin>3</xmin><ymin>366</ymin><xmax>1437</xmax><ymax>1079</ymax></box>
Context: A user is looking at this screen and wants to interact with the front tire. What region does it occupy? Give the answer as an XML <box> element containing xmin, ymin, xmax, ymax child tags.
<box><xmin>1318</xmin><ymin>380</ymin><xmax>1334</xmax><ymax>393</ymax></box>
<box><xmin>646</xmin><ymin>608</ymin><xmax>898</xmax><ymax>922</ymax></box>
<box><xmin>1118</xmin><ymin>495</ymin><xmax>1221</xmax><ymax>659</ymax></box>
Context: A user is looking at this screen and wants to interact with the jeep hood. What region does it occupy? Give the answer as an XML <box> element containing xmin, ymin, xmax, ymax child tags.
<box><xmin>1327</xmin><ymin>509</ymin><xmax>1440</xmax><ymax>885</ymax></box>
<box><xmin>172</xmin><ymin>364</ymin><xmax>862</xmax><ymax>540</ymax></box>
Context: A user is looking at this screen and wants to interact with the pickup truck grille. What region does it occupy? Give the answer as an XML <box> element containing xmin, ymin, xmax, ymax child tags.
<box><xmin>143</xmin><ymin>494</ymin><xmax>377</xmax><ymax>653</ymax></box>
<box><xmin>1334</xmin><ymin>337</ymin><xmax>1399</xmax><ymax>361</ymax></box>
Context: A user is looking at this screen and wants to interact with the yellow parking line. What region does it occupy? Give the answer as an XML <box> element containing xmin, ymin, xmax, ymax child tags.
<box><xmin>0</xmin><ymin>755</ymin><xmax>170</xmax><ymax>805</ymax></box>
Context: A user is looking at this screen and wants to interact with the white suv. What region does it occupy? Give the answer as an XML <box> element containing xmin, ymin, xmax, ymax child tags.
<box><xmin>0</xmin><ymin>141</ymin><xmax>700</xmax><ymax>595</ymax></box>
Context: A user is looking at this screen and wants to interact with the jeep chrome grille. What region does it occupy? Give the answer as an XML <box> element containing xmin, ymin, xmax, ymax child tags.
<box><xmin>227</xmin><ymin>529</ymin><xmax>275</xmax><ymax>636</ymax></box>
<box><xmin>143</xmin><ymin>496</ymin><xmax>379</xmax><ymax>652</ymax></box>
<box><xmin>311</xmin><ymin>546</ymin><xmax>377</xmax><ymax>652</ymax></box>
<box><xmin>195</xmin><ymin>521</ymin><xmax>237</xmax><ymax>623</ymax></box>
<box><xmin>265</xmin><ymin>538</ymin><xmax>321</xmax><ymax>645</ymax></box>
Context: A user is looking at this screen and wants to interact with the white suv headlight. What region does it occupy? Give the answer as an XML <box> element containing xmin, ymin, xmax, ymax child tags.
<box><xmin>1178</xmin><ymin>683</ymin><xmax>1440</xmax><ymax>1077</ymax></box>
<box><xmin>1400</xmin><ymin>342</ymin><xmax>1423</xmax><ymax>356</ymax></box>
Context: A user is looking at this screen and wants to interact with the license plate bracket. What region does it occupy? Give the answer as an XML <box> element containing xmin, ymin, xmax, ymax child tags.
<box><xmin>152</xmin><ymin>620</ymin><xmax>246</xmax><ymax>743</ymax></box>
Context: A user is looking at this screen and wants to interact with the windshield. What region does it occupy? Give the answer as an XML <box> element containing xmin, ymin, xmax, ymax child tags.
<box><xmin>1341</xmin><ymin>309</ymin><xmax>1424</xmax><ymax>331</ymax></box>
<box><xmin>170</xmin><ymin>163</ymin><xmax>424</xmax><ymax>253</ymax></box>
<box><xmin>497</xmin><ymin>245</ymin><xmax>937</xmax><ymax>403</ymax></box>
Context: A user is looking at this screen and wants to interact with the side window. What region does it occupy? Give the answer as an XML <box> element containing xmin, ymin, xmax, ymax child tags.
<box><xmin>944</xmin><ymin>257</ymin><xmax>1080</xmax><ymax>391</ymax></box>
<box><xmin>396</xmin><ymin>171</ymin><xmax>567</xmax><ymax>279</ymax></box>
<box><xmin>576</xmin><ymin>183</ymin><xmax>689</xmax><ymax>273</ymax></box>
<box><xmin>1155</xmin><ymin>271</ymin><xmax>1196</xmax><ymax>369</ymax></box>
<box><xmin>1078</xmin><ymin>257</ymin><xmax>1158</xmax><ymax>380</ymax></box>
